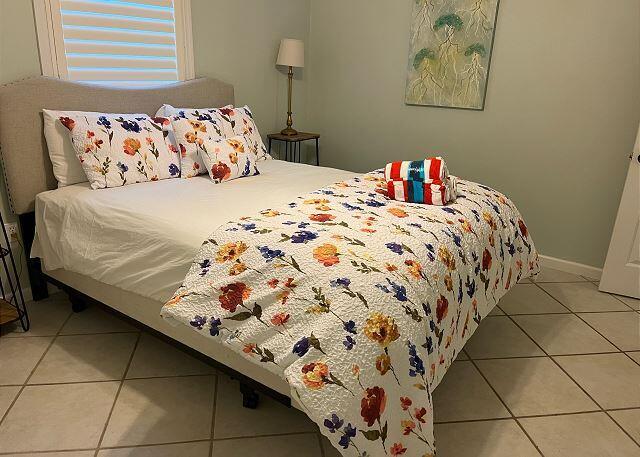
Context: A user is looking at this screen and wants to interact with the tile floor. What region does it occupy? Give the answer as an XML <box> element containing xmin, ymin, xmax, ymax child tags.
<box><xmin>0</xmin><ymin>267</ymin><xmax>638</xmax><ymax>456</ymax></box>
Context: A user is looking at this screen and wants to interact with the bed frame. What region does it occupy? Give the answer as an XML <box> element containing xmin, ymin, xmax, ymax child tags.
<box><xmin>0</xmin><ymin>76</ymin><xmax>290</xmax><ymax>409</ymax></box>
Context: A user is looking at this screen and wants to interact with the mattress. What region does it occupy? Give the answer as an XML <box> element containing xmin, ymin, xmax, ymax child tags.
<box><xmin>33</xmin><ymin>160</ymin><xmax>358</xmax><ymax>302</ymax></box>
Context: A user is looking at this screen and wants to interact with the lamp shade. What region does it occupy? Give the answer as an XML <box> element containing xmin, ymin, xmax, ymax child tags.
<box><xmin>276</xmin><ymin>38</ymin><xmax>304</xmax><ymax>68</ymax></box>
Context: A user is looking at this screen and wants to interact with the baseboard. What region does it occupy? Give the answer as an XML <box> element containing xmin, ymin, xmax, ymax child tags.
<box><xmin>539</xmin><ymin>254</ymin><xmax>603</xmax><ymax>280</ymax></box>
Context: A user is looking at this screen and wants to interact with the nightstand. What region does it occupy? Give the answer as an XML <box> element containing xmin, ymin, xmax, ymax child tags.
<box><xmin>267</xmin><ymin>132</ymin><xmax>320</xmax><ymax>165</ymax></box>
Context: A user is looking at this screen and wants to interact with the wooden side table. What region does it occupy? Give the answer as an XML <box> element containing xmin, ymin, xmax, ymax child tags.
<box><xmin>267</xmin><ymin>132</ymin><xmax>320</xmax><ymax>165</ymax></box>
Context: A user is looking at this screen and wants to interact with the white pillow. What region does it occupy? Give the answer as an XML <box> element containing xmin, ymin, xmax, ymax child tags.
<box><xmin>43</xmin><ymin>109</ymin><xmax>90</xmax><ymax>187</ymax></box>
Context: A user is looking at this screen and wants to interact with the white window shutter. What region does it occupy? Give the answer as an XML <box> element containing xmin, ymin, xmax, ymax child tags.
<box><xmin>34</xmin><ymin>0</ymin><xmax>194</xmax><ymax>87</ymax></box>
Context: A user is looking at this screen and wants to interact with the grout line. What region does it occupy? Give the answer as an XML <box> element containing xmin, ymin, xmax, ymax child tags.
<box><xmin>464</xmin><ymin>356</ymin><xmax>545</xmax><ymax>456</ymax></box>
<box><xmin>0</xmin><ymin>310</ymin><xmax>75</xmax><ymax>429</ymax></box>
<box><xmin>0</xmin><ymin>448</ymin><xmax>96</xmax><ymax>456</ymax></box>
<box><xmin>3</xmin><ymin>372</ymin><xmax>217</xmax><ymax>389</ymax></box>
<box><xmin>208</xmin><ymin>375</ymin><xmax>219</xmax><ymax>457</ymax></box>
<box><xmin>610</xmin><ymin>292</ymin><xmax>639</xmax><ymax>312</ymax></box>
<box><xmin>94</xmin><ymin>331</ymin><xmax>142</xmax><ymax>456</ymax></box>
<box><xmin>211</xmin><ymin>430</ymin><xmax>319</xmax><ymax>442</ymax></box>
<box><xmin>467</xmin><ymin>350</ymin><xmax>623</xmax><ymax>360</ymax></box>
<box><xmin>500</xmin><ymin>289</ymin><xmax>640</xmax><ymax>449</ymax></box>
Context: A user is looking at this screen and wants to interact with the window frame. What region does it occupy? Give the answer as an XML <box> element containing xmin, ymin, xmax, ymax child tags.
<box><xmin>33</xmin><ymin>0</ymin><xmax>194</xmax><ymax>83</ymax></box>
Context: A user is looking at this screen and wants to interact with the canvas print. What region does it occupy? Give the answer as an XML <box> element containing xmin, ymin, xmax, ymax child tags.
<box><xmin>405</xmin><ymin>0</ymin><xmax>500</xmax><ymax>110</ymax></box>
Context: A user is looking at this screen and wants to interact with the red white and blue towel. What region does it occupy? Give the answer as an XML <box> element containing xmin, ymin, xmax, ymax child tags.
<box><xmin>384</xmin><ymin>157</ymin><xmax>457</xmax><ymax>205</ymax></box>
<box><xmin>386</xmin><ymin>176</ymin><xmax>457</xmax><ymax>205</ymax></box>
<box><xmin>384</xmin><ymin>157</ymin><xmax>449</xmax><ymax>182</ymax></box>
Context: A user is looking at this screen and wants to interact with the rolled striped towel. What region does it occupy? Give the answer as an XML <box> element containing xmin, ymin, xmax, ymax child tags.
<box><xmin>386</xmin><ymin>176</ymin><xmax>458</xmax><ymax>205</ymax></box>
<box><xmin>384</xmin><ymin>157</ymin><xmax>448</xmax><ymax>182</ymax></box>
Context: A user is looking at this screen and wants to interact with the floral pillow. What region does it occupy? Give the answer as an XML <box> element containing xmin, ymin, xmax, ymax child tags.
<box><xmin>159</xmin><ymin>104</ymin><xmax>233</xmax><ymax>178</ymax></box>
<box><xmin>199</xmin><ymin>135</ymin><xmax>259</xmax><ymax>184</ymax></box>
<box><xmin>60</xmin><ymin>114</ymin><xmax>180</xmax><ymax>189</ymax></box>
<box><xmin>224</xmin><ymin>105</ymin><xmax>271</xmax><ymax>161</ymax></box>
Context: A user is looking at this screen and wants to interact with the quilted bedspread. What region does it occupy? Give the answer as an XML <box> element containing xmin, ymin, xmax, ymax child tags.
<box><xmin>161</xmin><ymin>169</ymin><xmax>538</xmax><ymax>457</ymax></box>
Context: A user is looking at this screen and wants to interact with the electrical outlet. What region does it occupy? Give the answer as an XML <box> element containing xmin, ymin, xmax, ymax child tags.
<box><xmin>4</xmin><ymin>223</ymin><xmax>19</xmax><ymax>244</ymax></box>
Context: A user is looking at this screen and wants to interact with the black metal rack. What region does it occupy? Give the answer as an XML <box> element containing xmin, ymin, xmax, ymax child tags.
<box><xmin>0</xmin><ymin>212</ymin><xmax>29</xmax><ymax>333</ymax></box>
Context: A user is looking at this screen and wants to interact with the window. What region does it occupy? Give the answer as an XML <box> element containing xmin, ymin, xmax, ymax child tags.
<box><xmin>34</xmin><ymin>0</ymin><xmax>194</xmax><ymax>87</ymax></box>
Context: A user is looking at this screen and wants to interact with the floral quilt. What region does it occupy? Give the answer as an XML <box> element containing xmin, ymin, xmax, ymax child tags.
<box><xmin>161</xmin><ymin>169</ymin><xmax>539</xmax><ymax>457</ymax></box>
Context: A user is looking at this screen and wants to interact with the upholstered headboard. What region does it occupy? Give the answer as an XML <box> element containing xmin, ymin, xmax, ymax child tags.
<box><xmin>0</xmin><ymin>76</ymin><xmax>234</xmax><ymax>214</ymax></box>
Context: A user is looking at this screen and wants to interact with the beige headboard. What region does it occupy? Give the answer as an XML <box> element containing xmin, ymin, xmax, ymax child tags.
<box><xmin>0</xmin><ymin>76</ymin><xmax>234</xmax><ymax>214</ymax></box>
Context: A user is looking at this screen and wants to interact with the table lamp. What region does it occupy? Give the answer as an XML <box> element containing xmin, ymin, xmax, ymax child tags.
<box><xmin>276</xmin><ymin>38</ymin><xmax>304</xmax><ymax>136</ymax></box>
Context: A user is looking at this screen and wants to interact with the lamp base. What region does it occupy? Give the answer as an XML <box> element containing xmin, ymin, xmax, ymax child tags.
<box><xmin>280</xmin><ymin>127</ymin><xmax>298</xmax><ymax>136</ymax></box>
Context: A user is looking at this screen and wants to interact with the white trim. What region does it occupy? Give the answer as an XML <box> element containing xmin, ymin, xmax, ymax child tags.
<box><xmin>538</xmin><ymin>254</ymin><xmax>603</xmax><ymax>280</ymax></box>
<box><xmin>32</xmin><ymin>0</ymin><xmax>194</xmax><ymax>82</ymax></box>
<box><xmin>33</xmin><ymin>0</ymin><xmax>60</xmax><ymax>77</ymax></box>
<box><xmin>174</xmin><ymin>0</ymin><xmax>194</xmax><ymax>80</ymax></box>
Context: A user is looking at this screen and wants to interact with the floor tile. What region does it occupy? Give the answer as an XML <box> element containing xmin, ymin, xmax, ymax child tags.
<box><xmin>555</xmin><ymin>353</ymin><xmax>640</xmax><ymax>409</ymax></box>
<box><xmin>455</xmin><ymin>350</ymin><xmax>468</xmax><ymax>361</ymax></box>
<box><xmin>531</xmin><ymin>267</ymin><xmax>588</xmax><ymax>283</ymax></box>
<box><xmin>29</xmin><ymin>333</ymin><xmax>138</xmax><ymax>384</ymax></box>
<box><xmin>212</xmin><ymin>433</ymin><xmax>322</xmax><ymax>457</ymax></box>
<box><xmin>126</xmin><ymin>333</ymin><xmax>214</xmax><ymax>379</ymax></box>
<box><xmin>213</xmin><ymin>375</ymin><xmax>316</xmax><ymax>439</ymax></box>
<box><xmin>540</xmin><ymin>282</ymin><xmax>630</xmax><ymax>312</ymax></box>
<box><xmin>3</xmin><ymin>293</ymin><xmax>71</xmax><ymax>337</ymax></box>
<box><xmin>476</xmin><ymin>358</ymin><xmax>597</xmax><ymax>416</ymax></box>
<box><xmin>61</xmin><ymin>305</ymin><xmax>139</xmax><ymax>335</ymax></box>
<box><xmin>609</xmin><ymin>409</ymin><xmax>640</xmax><ymax>444</ymax></box>
<box><xmin>464</xmin><ymin>317</ymin><xmax>544</xmax><ymax>359</ymax></box>
<box><xmin>98</xmin><ymin>441</ymin><xmax>211</xmax><ymax>457</ymax></box>
<box><xmin>579</xmin><ymin>312</ymin><xmax>640</xmax><ymax>351</ymax></box>
<box><xmin>0</xmin><ymin>385</ymin><xmax>20</xmax><ymax>418</ymax></box>
<box><xmin>433</xmin><ymin>361</ymin><xmax>510</xmax><ymax>422</ymax></box>
<box><xmin>0</xmin><ymin>382</ymin><xmax>119</xmax><ymax>453</ymax></box>
<box><xmin>0</xmin><ymin>336</ymin><xmax>52</xmax><ymax>385</ymax></box>
<box><xmin>499</xmin><ymin>284</ymin><xmax>568</xmax><ymax>315</ymax></box>
<box><xmin>513</xmin><ymin>314</ymin><xmax>617</xmax><ymax>355</ymax></box>
<box><xmin>102</xmin><ymin>375</ymin><xmax>215</xmax><ymax>447</ymax></box>
<box><xmin>614</xmin><ymin>295</ymin><xmax>640</xmax><ymax>310</ymax></box>
<box><xmin>627</xmin><ymin>351</ymin><xmax>640</xmax><ymax>365</ymax></box>
<box><xmin>434</xmin><ymin>419</ymin><xmax>540</xmax><ymax>457</ymax></box>
<box><xmin>520</xmin><ymin>412</ymin><xmax>640</xmax><ymax>457</ymax></box>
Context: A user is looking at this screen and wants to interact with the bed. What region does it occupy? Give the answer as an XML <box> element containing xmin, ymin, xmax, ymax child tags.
<box><xmin>0</xmin><ymin>76</ymin><xmax>538</xmax><ymax>457</ymax></box>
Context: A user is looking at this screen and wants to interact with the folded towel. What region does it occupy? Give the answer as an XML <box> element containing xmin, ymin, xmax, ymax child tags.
<box><xmin>387</xmin><ymin>176</ymin><xmax>457</xmax><ymax>205</ymax></box>
<box><xmin>384</xmin><ymin>157</ymin><xmax>448</xmax><ymax>182</ymax></box>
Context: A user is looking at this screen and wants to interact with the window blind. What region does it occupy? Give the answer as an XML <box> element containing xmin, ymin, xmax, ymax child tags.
<box><xmin>59</xmin><ymin>0</ymin><xmax>180</xmax><ymax>87</ymax></box>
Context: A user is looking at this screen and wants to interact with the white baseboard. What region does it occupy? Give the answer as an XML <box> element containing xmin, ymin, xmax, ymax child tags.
<box><xmin>539</xmin><ymin>254</ymin><xmax>603</xmax><ymax>280</ymax></box>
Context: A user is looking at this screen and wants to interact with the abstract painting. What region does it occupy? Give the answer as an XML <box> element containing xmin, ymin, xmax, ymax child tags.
<box><xmin>405</xmin><ymin>0</ymin><xmax>500</xmax><ymax>110</ymax></box>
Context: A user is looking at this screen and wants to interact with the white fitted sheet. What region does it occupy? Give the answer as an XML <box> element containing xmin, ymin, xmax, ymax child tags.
<box><xmin>33</xmin><ymin>160</ymin><xmax>358</xmax><ymax>302</ymax></box>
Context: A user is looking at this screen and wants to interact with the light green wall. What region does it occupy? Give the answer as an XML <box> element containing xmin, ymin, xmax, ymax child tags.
<box><xmin>306</xmin><ymin>0</ymin><xmax>640</xmax><ymax>268</ymax></box>
<box><xmin>191</xmin><ymin>0</ymin><xmax>310</xmax><ymax>136</ymax></box>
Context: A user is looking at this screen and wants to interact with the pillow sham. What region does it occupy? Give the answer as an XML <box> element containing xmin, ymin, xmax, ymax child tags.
<box><xmin>224</xmin><ymin>105</ymin><xmax>271</xmax><ymax>161</ymax></box>
<box><xmin>61</xmin><ymin>113</ymin><xmax>180</xmax><ymax>189</ymax></box>
<box><xmin>157</xmin><ymin>104</ymin><xmax>233</xmax><ymax>178</ymax></box>
<box><xmin>200</xmin><ymin>135</ymin><xmax>260</xmax><ymax>184</ymax></box>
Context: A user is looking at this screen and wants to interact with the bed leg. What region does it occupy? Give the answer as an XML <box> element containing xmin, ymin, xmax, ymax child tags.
<box><xmin>66</xmin><ymin>288</ymin><xmax>88</xmax><ymax>313</ymax></box>
<box><xmin>239</xmin><ymin>382</ymin><xmax>260</xmax><ymax>409</ymax></box>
